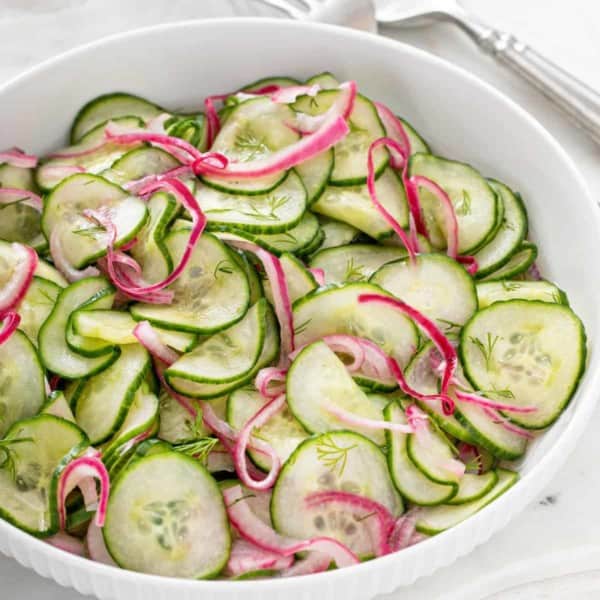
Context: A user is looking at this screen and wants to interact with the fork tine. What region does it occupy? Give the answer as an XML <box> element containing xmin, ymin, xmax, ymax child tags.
<box><xmin>254</xmin><ymin>0</ymin><xmax>307</xmax><ymax>19</ymax></box>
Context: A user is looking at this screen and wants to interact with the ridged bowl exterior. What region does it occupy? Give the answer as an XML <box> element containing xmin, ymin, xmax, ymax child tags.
<box><xmin>0</xmin><ymin>18</ymin><xmax>598</xmax><ymax>600</ymax></box>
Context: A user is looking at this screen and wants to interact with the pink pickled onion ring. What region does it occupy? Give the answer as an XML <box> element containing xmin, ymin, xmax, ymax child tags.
<box><xmin>309</xmin><ymin>267</ymin><xmax>325</xmax><ymax>286</ymax></box>
<box><xmin>481</xmin><ymin>405</ymin><xmax>534</xmax><ymax>439</ymax></box>
<box><xmin>194</xmin><ymin>115</ymin><xmax>348</xmax><ymax>180</ymax></box>
<box><xmin>57</xmin><ymin>450</ymin><xmax>110</xmax><ymax>529</ymax></box>
<box><xmin>86</xmin><ymin>521</ymin><xmax>117</xmax><ymax>565</ymax></box>
<box><xmin>367</xmin><ymin>138</ymin><xmax>418</xmax><ymax>259</ymax></box>
<box><xmin>226</xmin><ymin>539</ymin><xmax>294</xmax><ymax>577</ymax></box>
<box><xmin>281</xmin><ymin>552</ymin><xmax>331</xmax><ymax>577</ymax></box>
<box><xmin>46</xmin><ymin>531</ymin><xmax>86</xmax><ymax>556</ymax></box>
<box><xmin>0</xmin><ymin>188</ymin><xmax>43</xmax><ymax>212</ymax></box>
<box><xmin>305</xmin><ymin>491</ymin><xmax>396</xmax><ymax>557</ymax></box>
<box><xmin>123</xmin><ymin>164</ymin><xmax>192</xmax><ymax>194</ymax></box>
<box><xmin>204</xmin><ymin>96</ymin><xmax>221</xmax><ymax>148</ymax></box>
<box><xmin>50</xmin><ymin>229</ymin><xmax>100</xmax><ymax>282</ymax></box>
<box><xmin>223</xmin><ymin>484</ymin><xmax>359</xmax><ymax>568</ymax></box>
<box><xmin>0</xmin><ymin>243</ymin><xmax>38</xmax><ymax>314</ymax></box>
<box><xmin>358</xmin><ymin>293</ymin><xmax>458</xmax><ymax>414</ymax></box>
<box><xmin>0</xmin><ymin>147</ymin><xmax>37</xmax><ymax>168</ymax></box>
<box><xmin>233</xmin><ymin>394</ymin><xmax>285</xmax><ymax>491</ymax></box>
<box><xmin>0</xmin><ymin>311</ymin><xmax>20</xmax><ymax>345</ymax></box>
<box><xmin>255</xmin><ymin>367</ymin><xmax>287</xmax><ymax>400</ymax></box>
<box><xmin>270</xmin><ymin>84</ymin><xmax>320</xmax><ymax>104</ymax></box>
<box><xmin>216</xmin><ymin>233</ymin><xmax>294</xmax><ymax>365</ymax></box>
<box><xmin>373</xmin><ymin>102</ymin><xmax>411</xmax><ymax>165</ymax></box>
<box><xmin>133</xmin><ymin>320</ymin><xmax>179</xmax><ymax>365</ymax></box>
<box><xmin>389</xmin><ymin>509</ymin><xmax>421</xmax><ymax>552</ymax></box>
<box><xmin>324</xmin><ymin>403</ymin><xmax>413</xmax><ymax>434</ymax></box>
<box><xmin>454</xmin><ymin>388</ymin><xmax>537</xmax><ymax>414</ymax></box>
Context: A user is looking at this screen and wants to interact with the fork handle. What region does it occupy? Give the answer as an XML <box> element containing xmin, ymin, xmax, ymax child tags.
<box><xmin>457</xmin><ymin>18</ymin><xmax>600</xmax><ymax>145</ymax></box>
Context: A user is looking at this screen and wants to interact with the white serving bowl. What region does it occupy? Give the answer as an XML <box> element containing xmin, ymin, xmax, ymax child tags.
<box><xmin>0</xmin><ymin>17</ymin><xmax>598</xmax><ymax>600</ymax></box>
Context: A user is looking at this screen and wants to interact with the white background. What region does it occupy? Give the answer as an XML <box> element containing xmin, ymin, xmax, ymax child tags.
<box><xmin>1</xmin><ymin>1</ymin><xmax>599</xmax><ymax>598</ymax></box>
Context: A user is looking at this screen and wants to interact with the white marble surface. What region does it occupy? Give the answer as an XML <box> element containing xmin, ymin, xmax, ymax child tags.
<box><xmin>1</xmin><ymin>0</ymin><xmax>600</xmax><ymax>598</ymax></box>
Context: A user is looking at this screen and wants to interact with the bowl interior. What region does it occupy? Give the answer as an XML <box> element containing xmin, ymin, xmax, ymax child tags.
<box><xmin>0</xmin><ymin>17</ymin><xmax>598</xmax><ymax>598</ymax></box>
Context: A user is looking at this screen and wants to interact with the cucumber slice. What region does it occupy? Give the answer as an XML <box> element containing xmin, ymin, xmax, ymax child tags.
<box><xmin>447</xmin><ymin>471</ymin><xmax>498</xmax><ymax>505</ymax></box>
<box><xmin>75</xmin><ymin>344</ymin><xmax>150</xmax><ymax>444</ymax></box>
<box><xmin>312</xmin><ymin>167</ymin><xmax>408</xmax><ymax>240</ymax></box>
<box><xmin>203</xmin><ymin>97</ymin><xmax>300</xmax><ymax>195</ymax></box>
<box><xmin>315</xmin><ymin>216</ymin><xmax>360</xmax><ymax>251</ymax></box>
<box><xmin>219</xmin><ymin>211</ymin><xmax>321</xmax><ymax>256</ymax></box>
<box><xmin>473</xmin><ymin>180</ymin><xmax>528</xmax><ymax>278</ymax></box>
<box><xmin>42</xmin><ymin>173</ymin><xmax>148</xmax><ymax>268</ymax></box>
<box><xmin>384</xmin><ymin>402</ymin><xmax>457</xmax><ymax>505</ymax></box>
<box><xmin>201</xmin><ymin>170</ymin><xmax>307</xmax><ymax>233</ymax></box>
<box><xmin>37</xmin><ymin>117</ymin><xmax>145</xmax><ymax>190</ymax></box>
<box><xmin>400</xmin><ymin>118</ymin><xmax>430</xmax><ymax>155</ymax></box>
<box><xmin>263</xmin><ymin>252</ymin><xmax>317</xmax><ymax>305</ymax></box>
<box><xmin>416</xmin><ymin>468</ymin><xmax>518</xmax><ymax>534</ymax></box>
<box><xmin>405</xmin><ymin>343</ymin><xmax>473</xmax><ymax>443</ymax></box>
<box><xmin>0</xmin><ymin>163</ymin><xmax>36</xmax><ymax>191</ymax></box>
<box><xmin>453</xmin><ymin>397</ymin><xmax>528</xmax><ymax>460</ymax></box>
<box><xmin>65</xmin><ymin>287</ymin><xmax>117</xmax><ymax>358</ymax></box>
<box><xmin>103</xmin><ymin>451</ymin><xmax>230</xmax><ymax>578</ymax></box>
<box><xmin>294</xmin><ymin>91</ymin><xmax>388</xmax><ymax>185</ymax></box>
<box><xmin>297</xmin><ymin>226</ymin><xmax>325</xmax><ymax>257</ymax></box>
<box><xmin>101</xmin><ymin>145</ymin><xmax>181</xmax><ymax>187</ymax></box>
<box><xmin>130</xmin><ymin>191</ymin><xmax>177</xmax><ymax>284</ymax></box>
<box><xmin>165</xmin><ymin>299</ymin><xmax>266</xmax><ymax>384</ymax></box>
<box><xmin>0</xmin><ymin>191</ymin><xmax>44</xmax><ymax>248</ymax></box>
<box><xmin>408</xmin><ymin>154</ymin><xmax>499</xmax><ymax>254</ymax></box>
<box><xmin>305</xmin><ymin>72</ymin><xmax>340</xmax><ymax>89</ymax></box>
<box><xmin>18</xmin><ymin>276</ymin><xmax>61</xmax><ymax>345</ymax></box>
<box><xmin>70</xmin><ymin>93</ymin><xmax>163</xmax><ymax>143</ymax></box>
<box><xmin>293</xmin><ymin>282</ymin><xmax>418</xmax><ymax>370</ymax></box>
<box><xmin>480</xmin><ymin>242</ymin><xmax>538</xmax><ymax>281</ymax></box>
<box><xmin>370</xmin><ymin>253</ymin><xmax>477</xmax><ymax>333</ymax></box>
<box><xmin>167</xmin><ymin>304</ymin><xmax>278</xmax><ymax>399</ymax></box>
<box><xmin>164</xmin><ymin>113</ymin><xmax>208</xmax><ymax>152</ymax></box>
<box><xmin>0</xmin><ymin>415</ymin><xmax>88</xmax><ymax>536</ymax></box>
<box><xmin>287</xmin><ymin>341</ymin><xmax>389</xmax><ymax>445</ymax></box>
<box><xmin>310</xmin><ymin>244</ymin><xmax>407</xmax><ymax>285</ymax></box>
<box><xmin>295</xmin><ymin>150</ymin><xmax>333</xmax><ymax>204</ymax></box>
<box><xmin>38</xmin><ymin>277</ymin><xmax>119</xmax><ymax>379</ymax></box>
<box><xmin>34</xmin><ymin>259</ymin><xmax>68</xmax><ymax>287</ymax></box>
<box><xmin>229</xmin><ymin>250</ymin><xmax>264</xmax><ymax>304</ymax></box>
<box><xmin>72</xmin><ymin>309</ymin><xmax>198</xmax><ymax>353</ymax></box>
<box><xmin>227</xmin><ymin>387</ymin><xmax>308</xmax><ymax>471</ymax></box>
<box><xmin>271</xmin><ymin>431</ymin><xmax>402</xmax><ymax>557</ymax></box>
<box><xmin>0</xmin><ymin>330</ymin><xmax>45</xmax><ymax>437</ymax></box>
<box><xmin>242</xmin><ymin>76</ymin><xmax>300</xmax><ymax>92</ymax></box>
<box><xmin>131</xmin><ymin>231</ymin><xmax>250</xmax><ymax>333</ymax></box>
<box><xmin>460</xmin><ymin>300</ymin><xmax>586</xmax><ymax>429</ymax></box>
<box><xmin>158</xmin><ymin>390</ymin><xmax>209</xmax><ymax>444</ymax></box>
<box><xmin>476</xmin><ymin>280</ymin><xmax>567</xmax><ymax>308</ymax></box>
<box><xmin>406</xmin><ymin>419</ymin><xmax>462</xmax><ymax>486</ymax></box>
<box><xmin>41</xmin><ymin>391</ymin><xmax>76</xmax><ymax>422</ymax></box>
<box><xmin>102</xmin><ymin>383</ymin><xmax>159</xmax><ymax>464</ymax></box>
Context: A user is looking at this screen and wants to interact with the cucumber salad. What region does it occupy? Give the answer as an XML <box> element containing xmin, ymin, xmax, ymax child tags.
<box><xmin>0</xmin><ymin>72</ymin><xmax>587</xmax><ymax>580</ymax></box>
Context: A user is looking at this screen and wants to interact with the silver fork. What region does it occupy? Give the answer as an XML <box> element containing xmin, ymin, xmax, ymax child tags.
<box><xmin>257</xmin><ymin>0</ymin><xmax>600</xmax><ymax>146</ymax></box>
<box><xmin>260</xmin><ymin>0</ymin><xmax>377</xmax><ymax>32</ymax></box>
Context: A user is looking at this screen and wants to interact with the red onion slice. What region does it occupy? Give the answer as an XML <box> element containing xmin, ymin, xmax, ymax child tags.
<box><xmin>86</xmin><ymin>521</ymin><xmax>117</xmax><ymax>566</ymax></box>
<box><xmin>226</xmin><ymin>539</ymin><xmax>294</xmax><ymax>577</ymax></box>
<box><xmin>0</xmin><ymin>148</ymin><xmax>38</xmax><ymax>168</ymax></box>
<box><xmin>233</xmin><ymin>394</ymin><xmax>285</xmax><ymax>491</ymax></box>
<box><xmin>0</xmin><ymin>188</ymin><xmax>43</xmax><ymax>212</ymax></box>
<box><xmin>57</xmin><ymin>451</ymin><xmax>110</xmax><ymax>529</ymax></box>
<box><xmin>0</xmin><ymin>243</ymin><xmax>38</xmax><ymax>314</ymax></box>
<box><xmin>324</xmin><ymin>403</ymin><xmax>413</xmax><ymax>434</ymax></box>
<box><xmin>216</xmin><ymin>233</ymin><xmax>294</xmax><ymax>365</ymax></box>
<box><xmin>255</xmin><ymin>367</ymin><xmax>288</xmax><ymax>400</ymax></box>
<box><xmin>46</xmin><ymin>531</ymin><xmax>86</xmax><ymax>557</ymax></box>
<box><xmin>223</xmin><ymin>484</ymin><xmax>359</xmax><ymax>568</ymax></box>
<box><xmin>305</xmin><ymin>491</ymin><xmax>395</xmax><ymax>556</ymax></box>
<box><xmin>133</xmin><ymin>321</ymin><xmax>179</xmax><ymax>365</ymax></box>
<box><xmin>0</xmin><ymin>311</ymin><xmax>20</xmax><ymax>345</ymax></box>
